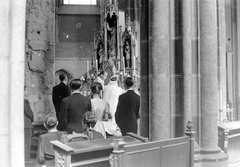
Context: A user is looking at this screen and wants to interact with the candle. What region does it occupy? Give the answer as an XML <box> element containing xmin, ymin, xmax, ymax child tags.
<box><xmin>133</xmin><ymin>56</ymin><xmax>136</xmax><ymax>76</ymax></box>
<box><xmin>96</xmin><ymin>59</ymin><xmax>98</xmax><ymax>73</ymax></box>
<box><xmin>219</xmin><ymin>90</ymin><xmax>222</xmax><ymax>110</ymax></box>
<box><xmin>94</xmin><ymin>36</ymin><xmax>96</xmax><ymax>50</ymax></box>
<box><xmin>123</xmin><ymin>57</ymin><xmax>125</xmax><ymax>76</ymax></box>
<box><xmin>87</xmin><ymin>61</ymin><xmax>89</xmax><ymax>78</ymax></box>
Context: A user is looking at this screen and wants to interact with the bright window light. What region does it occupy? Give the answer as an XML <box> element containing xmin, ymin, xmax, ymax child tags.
<box><xmin>63</xmin><ymin>0</ymin><xmax>97</xmax><ymax>5</ymax></box>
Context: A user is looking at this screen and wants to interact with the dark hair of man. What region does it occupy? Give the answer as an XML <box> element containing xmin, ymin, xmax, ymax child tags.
<box><xmin>91</xmin><ymin>82</ymin><xmax>103</xmax><ymax>95</ymax></box>
<box><xmin>70</xmin><ymin>78</ymin><xmax>81</xmax><ymax>90</ymax></box>
<box><xmin>59</xmin><ymin>74</ymin><xmax>66</xmax><ymax>81</ymax></box>
<box><xmin>125</xmin><ymin>77</ymin><xmax>134</xmax><ymax>89</ymax></box>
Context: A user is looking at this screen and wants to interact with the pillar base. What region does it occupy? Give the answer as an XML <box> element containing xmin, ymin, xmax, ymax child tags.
<box><xmin>200</xmin><ymin>147</ymin><xmax>228</xmax><ymax>167</ymax></box>
<box><xmin>194</xmin><ymin>141</ymin><xmax>203</xmax><ymax>167</ymax></box>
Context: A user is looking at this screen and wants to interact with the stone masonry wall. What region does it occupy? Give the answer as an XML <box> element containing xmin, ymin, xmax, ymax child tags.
<box><xmin>25</xmin><ymin>0</ymin><xmax>55</xmax><ymax>121</ymax></box>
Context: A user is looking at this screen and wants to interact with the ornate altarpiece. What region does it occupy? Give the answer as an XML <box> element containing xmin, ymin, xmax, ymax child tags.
<box><xmin>93</xmin><ymin>0</ymin><xmax>139</xmax><ymax>88</ymax></box>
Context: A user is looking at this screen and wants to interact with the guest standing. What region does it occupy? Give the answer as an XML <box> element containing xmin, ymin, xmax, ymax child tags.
<box><xmin>24</xmin><ymin>86</ymin><xmax>34</xmax><ymax>162</ymax></box>
<box><xmin>115</xmin><ymin>77</ymin><xmax>140</xmax><ymax>136</ymax></box>
<box><xmin>93</xmin><ymin>70</ymin><xmax>108</xmax><ymax>90</ymax></box>
<box><xmin>52</xmin><ymin>74</ymin><xmax>70</xmax><ymax>122</ymax></box>
<box><xmin>58</xmin><ymin>78</ymin><xmax>91</xmax><ymax>133</ymax></box>
<box><xmin>102</xmin><ymin>75</ymin><xmax>123</xmax><ymax>136</ymax></box>
<box><xmin>37</xmin><ymin>114</ymin><xmax>66</xmax><ymax>166</ymax></box>
<box><xmin>90</xmin><ymin>82</ymin><xmax>110</xmax><ymax>138</ymax></box>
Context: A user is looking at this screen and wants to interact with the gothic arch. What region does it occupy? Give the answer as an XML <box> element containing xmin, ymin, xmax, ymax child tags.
<box><xmin>55</xmin><ymin>69</ymin><xmax>74</xmax><ymax>85</ymax></box>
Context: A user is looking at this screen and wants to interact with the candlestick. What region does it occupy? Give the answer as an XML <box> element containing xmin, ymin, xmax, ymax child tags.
<box><xmin>87</xmin><ymin>60</ymin><xmax>89</xmax><ymax>78</ymax></box>
<box><xmin>123</xmin><ymin>57</ymin><xmax>125</xmax><ymax>76</ymax></box>
<box><xmin>94</xmin><ymin>36</ymin><xmax>96</xmax><ymax>50</ymax></box>
<box><xmin>133</xmin><ymin>56</ymin><xmax>136</xmax><ymax>76</ymax></box>
<box><xmin>219</xmin><ymin>90</ymin><xmax>222</xmax><ymax>110</ymax></box>
<box><xmin>96</xmin><ymin>59</ymin><xmax>98</xmax><ymax>73</ymax></box>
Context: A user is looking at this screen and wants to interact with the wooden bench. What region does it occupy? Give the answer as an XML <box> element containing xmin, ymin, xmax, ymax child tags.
<box><xmin>51</xmin><ymin>133</ymin><xmax>147</xmax><ymax>167</ymax></box>
<box><xmin>51</xmin><ymin>121</ymin><xmax>195</xmax><ymax>167</ymax></box>
<box><xmin>110</xmin><ymin>135</ymin><xmax>194</xmax><ymax>167</ymax></box>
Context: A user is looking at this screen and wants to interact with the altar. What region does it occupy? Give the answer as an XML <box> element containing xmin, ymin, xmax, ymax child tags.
<box><xmin>218</xmin><ymin>121</ymin><xmax>240</xmax><ymax>164</ymax></box>
<box><xmin>79</xmin><ymin>0</ymin><xmax>140</xmax><ymax>92</ymax></box>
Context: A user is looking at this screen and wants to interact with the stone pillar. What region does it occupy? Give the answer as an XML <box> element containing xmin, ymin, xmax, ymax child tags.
<box><xmin>181</xmin><ymin>0</ymin><xmax>201</xmax><ymax>142</ymax></box>
<box><xmin>232</xmin><ymin>0</ymin><xmax>240</xmax><ymax>120</ymax></box>
<box><xmin>149</xmin><ymin>0</ymin><xmax>170</xmax><ymax>141</ymax></box>
<box><xmin>217</xmin><ymin>0</ymin><xmax>227</xmax><ymax>117</ymax></box>
<box><xmin>190</xmin><ymin>0</ymin><xmax>201</xmax><ymax>144</ymax></box>
<box><xmin>181</xmin><ymin>0</ymin><xmax>192</xmax><ymax>135</ymax></box>
<box><xmin>199</xmin><ymin>0</ymin><xmax>228</xmax><ymax>166</ymax></box>
<box><xmin>140</xmin><ymin>0</ymin><xmax>149</xmax><ymax>138</ymax></box>
<box><xmin>0</xmin><ymin>0</ymin><xmax>26</xmax><ymax>167</ymax></box>
<box><xmin>236</xmin><ymin>0</ymin><xmax>240</xmax><ymax>120</ymax></box>
<box><xmin>169</xmin><ymin>0</ymin><xmax>183</xmax><ymax>138</ymax></box>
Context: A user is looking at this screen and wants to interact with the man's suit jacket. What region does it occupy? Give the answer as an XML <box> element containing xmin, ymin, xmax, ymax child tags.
<box><xmin>52</xmin><ymin>82</ymin><xmax>70</xmax><ymax>119</ymax></box>
<box><xmin>58</xmin><ymin>93</ymin><xmax>91</xmax><ymax>134</ymax></box>
<box><xmin>115</xmin><ymin>90</ymin><xmax>140</xmax><ymax>136</ymax></box>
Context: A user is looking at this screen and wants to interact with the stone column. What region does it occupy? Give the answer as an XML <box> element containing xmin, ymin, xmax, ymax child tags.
<box><xmin>232</xmin><ymin>0</ymin><xmax>240</xmax><ymax>120</ymax></box>
<box><xmin>149</xmin><ymin>0</ymin><xmax>170</xmax><ymax>141</ymax></box>
<box><xmin>217</xmin><ymin>0</ymin><xmax>227</xmax><ymax>117</ymax></box>
<box><xmin>140</xmin><ymin>0</ymin><xmax>149</xmax><ymax>138</ymax></box>
<box><xmin>0</xmin><ymin>0</ymin><xmax>26</xmax><ymax>167</ymax></box>
<box><xmin>181</xmin><ymin>0</ymin><xmax>201</xmax><ymax>142</ymax></box>
<box><xmin>199</xmin><ymin>0</ymin><xmax>228</xmax><ymax>166</ymax></box>
<box><xmin>236</xmin><ymin>0</ymin><xmax>240</xmax><ymax>120</ymax></box>
<box><xmin>169</xmin><ymin>0</ymin><xmax>183</xmax><ymax>138</ymax></box>
<box><xmin>181</xmin><ymin>0</ymin><xmax>192</xmax><ymax>135</ymax></box>
<box><xmin>190</xmin><ymin>0</ymin><xmax>201</xmax><ymax>144</ymax></box>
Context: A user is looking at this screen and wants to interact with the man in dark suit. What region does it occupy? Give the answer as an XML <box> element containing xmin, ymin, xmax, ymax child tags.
<box><xmin>58</xmin><ymin>78</ymin><xmax>91</xmax><ymax>134</ymax></box>
<box><xmin>52</xmin><ymin>74</ymin><xmax>70</xmax><ymax>122</ymax></box>
<box><xmin>115</xmin><ymin>77</ymin><xmax>140</xmax><ymax>136</ymax></box>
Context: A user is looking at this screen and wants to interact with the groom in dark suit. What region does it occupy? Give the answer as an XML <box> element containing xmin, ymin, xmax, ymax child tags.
<box><xmin>58</xmin><ymin>78</ymin><xmax>91</xmax><ymax>133</ymax></box>
<box><xmin>115</xmin><ymin>77</ymin><xmax>140</xmax><ymax>136</ymax></box>
<box><xmin>52</xmin><ymin>74</ymin><xmax>70</xmax><ymax>122</ymax></box>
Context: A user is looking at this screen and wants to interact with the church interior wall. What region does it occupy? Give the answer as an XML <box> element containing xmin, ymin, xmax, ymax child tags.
<box><xmin>25</xmin><ymin>0</ymin><xmax>55</xmax><ymax>121</ymax></box>
<box><xmin>25</xmin><ymin>0</ymin><xmax>101</xmax><ymax>121</ymax></box>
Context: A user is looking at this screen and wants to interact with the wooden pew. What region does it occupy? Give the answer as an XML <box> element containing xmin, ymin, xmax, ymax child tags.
<box><xmin>110</xmin><ymin>122</ymin><xmax>195</xmax><ymax>167</ymax></box>
<box><xmin>51</xmin><ymin>122</ymin><xmax>195</xmax><ymax>167</ymax></box>
<box><xmin>110</xmin><ymin>136</ymin><xmax>192</xmax><ymax>167</ymax></box>
<box><xmin>51</xmin><ymin>134</ymin><xmax>147</xmax><ymax>167</ymax></box>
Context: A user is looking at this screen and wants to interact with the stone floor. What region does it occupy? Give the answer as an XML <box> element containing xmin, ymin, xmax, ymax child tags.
<box><xmin>229</xmin><ymin>161</ymin><xmax>240</xmax><ymax>167</ymax></box>
<box><xmin>25</xmin><ymin>160</ymin><xmax>38</xmax><ymax>167</ymax></box>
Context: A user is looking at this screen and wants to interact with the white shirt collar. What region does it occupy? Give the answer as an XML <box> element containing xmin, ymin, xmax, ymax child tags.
<box><xmin>71</xmin><ymin>90</ymin><xmax>81</xmax><ymax>95</ymax></box>
<box><xmin>125</xmin><ymin>87</ymin><xmax>134</xmax><ymax>92</ymax></box>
